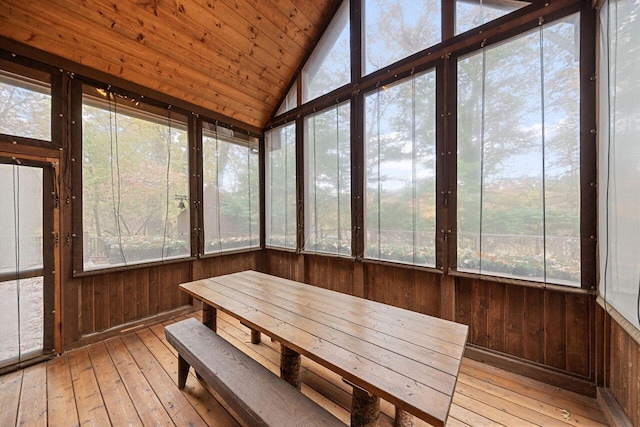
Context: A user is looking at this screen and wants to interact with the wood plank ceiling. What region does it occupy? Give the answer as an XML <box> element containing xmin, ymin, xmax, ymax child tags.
<box><xmin>0</xmin><ymin>0</ymin><xmax>338</xmax><ymax>129</ymax></box>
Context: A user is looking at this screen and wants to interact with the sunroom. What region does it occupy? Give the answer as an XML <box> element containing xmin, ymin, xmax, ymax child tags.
<box><xmin>0</xmin><ymin>0</ymin><xmax>638</xmax><ymax>425</ymax></box>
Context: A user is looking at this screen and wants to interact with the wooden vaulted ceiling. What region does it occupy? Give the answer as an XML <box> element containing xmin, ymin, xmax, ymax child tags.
<box><xmin>0</xmin><ymin>0</ymin><xmax>338</xmax><ymax>130</ymax></box>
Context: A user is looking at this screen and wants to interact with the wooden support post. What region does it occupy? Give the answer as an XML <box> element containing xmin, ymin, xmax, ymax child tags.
<box><xmin>177</xmin><ymin>355</ymin><xmax>189</xmax><ymax>390</ymax></box>
<box><xmin>202</xmin><ymin>303</ymin><xmax>217</xmax><ymax>332</ymax></box>
<box><xmin>394</xmin><ymin>408</ymin><xmax>413</xmax><ymax>427</ymax></box>
<box><xmin>280</xmin><ymin>345</ymin><xmax>302</xmax><ymax>390</ymax></box>
<box><xmin>350</xmin><ymin>385</ymin><xmax>380</xmax><ymax>427</ymax></box>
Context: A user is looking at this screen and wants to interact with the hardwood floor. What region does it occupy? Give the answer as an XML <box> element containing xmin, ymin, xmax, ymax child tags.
<box><xmin>0</xmin><ymin>311</ymin><xmax>608</xmax><ymax>427</ymax></box>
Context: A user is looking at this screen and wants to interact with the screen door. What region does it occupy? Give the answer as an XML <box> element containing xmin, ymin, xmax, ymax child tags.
<box><xmin>0</xmin><ymin>161</ymin><xmax>55</xmax><ymax>369</ymax></box>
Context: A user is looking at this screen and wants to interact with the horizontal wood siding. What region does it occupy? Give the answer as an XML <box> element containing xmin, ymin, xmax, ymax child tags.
<box><xmin>456</xmin><ymin>278</ymin><xmax>594</xmax><ymax>379</ymax></box>
<box><xmin>609</xmin><ymin>318</ymin><xmax>640</xmax><ymax>426</ymax></box>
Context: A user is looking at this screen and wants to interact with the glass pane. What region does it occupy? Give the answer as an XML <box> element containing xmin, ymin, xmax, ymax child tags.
<box><xmin>363</xmin><ymin>0</ymin><xmax>441</xmax><ymax>75</ymax></box>
<box><xmin>305</xmin><ymin>102</ymin><xmax>351</xmax><ymax>255</ymax></box>
<box><xmin>82</xmin><ymin>93</ymin><xmax>190</xmax><ymax>270</ymax></box>
<box><xmin>302</xmin><ymin>0</ymin><xmax>350</xmax><ymax>103</ymax></box>
<box><xmin>203</xmin><ymin>125</ymin><xmax>260</xmax><ymax>254</ymax></box>
<box><xmin>0</xmin><ymin>69</ymin><xmax>51</xmax><ymax>141</ymax></box>
<box><xmin>265</xmin><ymin>123</ymin><xmax>297</xmax><ymax>249</ymax></box>
<box><xmin>457</xmin><ymin>17</ymin><xmax>581</xmax><ymax>286</ymax></box>
<box><xmin>275</xmin><ymin>85</ymin><xmax>297</xmax><ymax>116</ymax></box>
<box><xmin>599</xmin><ymin>0</ymin><xmax>640</xmax><ymax>330</ymax></box>
<box><xmin>0</xmin><ymin>164</ymin><xmax>44</xmax><ymax>366</ymax></box>
<box><xmin>365</xmin><ymin>70</ymin><xmax>436</xmax><ymax>266</ymax></box>
<box><xmin>456</xmin><ymin>0</ymin><xmax>529</xmax><ymax>36</ymax></box>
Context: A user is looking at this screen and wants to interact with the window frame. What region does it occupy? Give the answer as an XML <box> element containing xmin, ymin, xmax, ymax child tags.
<box><xmin>266</xmin><ymin>0</ymin><xmax>595</xmax><ymax>290</ymax></box>
<box><xmin>72</xmin><ymin>79</ymin><xmax>196</xmax><ymax>276</ymax></box>
<box><xmin>0</xmin><ymin>54</ymin><xmax>62</xmax><ymax>150</ymax></box>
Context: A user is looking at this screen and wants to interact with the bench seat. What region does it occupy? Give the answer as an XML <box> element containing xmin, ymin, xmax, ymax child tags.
<box><xmin>165</xmin><ymin>318</ymin><xmax>344</xmax><ymax>427</ymax></box>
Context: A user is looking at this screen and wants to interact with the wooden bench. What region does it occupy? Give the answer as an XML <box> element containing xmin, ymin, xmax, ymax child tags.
<box><xmin>165</xmin><ymin>318</ymin><xmax>344</xmax><ymax>427</ymax></box>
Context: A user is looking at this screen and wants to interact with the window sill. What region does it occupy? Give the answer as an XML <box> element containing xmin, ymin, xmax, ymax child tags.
<box><xmin>73</xmin><ymin>256</ymin><xmax>196</xmax><ymax>278</ymax></box>
<box><xmin>449</xmin><ymin>269</ymin><xmax>595</xmax><ymax>295</ymax></box>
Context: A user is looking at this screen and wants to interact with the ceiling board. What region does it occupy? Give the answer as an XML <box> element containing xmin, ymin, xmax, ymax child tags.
<box><xmin>0</xmin><ymin>0</ymin><xmax>338</xmax><ymax>129</ymax></box>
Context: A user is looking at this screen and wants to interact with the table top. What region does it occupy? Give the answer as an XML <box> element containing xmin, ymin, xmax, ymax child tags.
<box><xmin>179</xmin><ymin>270</ymin><xmax>468</xmax><ymax>427</ymax></box>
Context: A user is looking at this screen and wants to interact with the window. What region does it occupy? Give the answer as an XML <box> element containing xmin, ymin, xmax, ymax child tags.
<box><xmin>365</xmin><ymin>70</ymin><xmax>437</xmax><ymax>266</ymax></box>
<box><xmin>0</xmin><ymin>67</ymin><xmax>51</xmax><ymax>141</ymax></box>
<box><xmin>304</xmin><ymin>102</ymin><xmax>351</xmax><ymax>255</ymax></box>
<box><xmin>275</xmin><ymin>85</ymin><xmax>297</xmax><ymax>117</ymax></box>
<box><xmin>457</xmin><ymin>14</ymin><xmax>581</xmax><ymax>285</ymax></box>
<box><xmin>455</xmin><ymin>0</ymin><xmax>529</xmax><ymax>36</ymax></box>
<box><xmin>599</xmin><ymin>0</ymin><xmax>640</xmax><ymax>329</ymax></box>
<box><xmin>82</xmin><ymin>87</ymin><xmax>190</xmax><ymax>270</ymax></box>
<box><xmin>265</xmin><ymin>123</ymin><xmax>297</xmax><ymax>249</ymax></box>
<box><xmin>202</xmin><ymin>123</ymin><xmax>259</xmax><ymax>254</ymax></box>
<box><xmin>363</xmin><ymin>0</ymin><xmax>441</xmax><ymax>76</ymax></box>
<box><xmin>302</xmin><ymin>0</ymin><xmax>350</xmax><ymax>103</ymax></box>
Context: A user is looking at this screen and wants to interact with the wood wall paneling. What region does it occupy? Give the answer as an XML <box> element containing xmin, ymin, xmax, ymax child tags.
<box><xmin>544</xmin><ymin>290</ymin><xmax>567</xmax><ymax>371</ymax></box>
<box><xmin>305</xmin><ymin>254</ymin><xmax>354</xmax><ymax>295</ymax></box>
<box><xmin>192</xmin><ymin>251</ymin><xmax>263</xmax><ymax>281</ymax></box>
<box><xmin>363</xmin><ymin>263</ymin><xmax>440</xmax><ymax>318</ymax></box>
<box><xmin>505</xmin><ymin>285</ymin><xmax>525</xmax><ymax>358</ymax></box>
<box><xmin>78</xmin><ymin>261</ymin><xmax>194</xmax><ymax>337</ymax></box>
<box><xmin>608</xmin><ymin>319</ymin><xmax>639</xmax><ymax>426</ymax></box>
<box><xmin>523</xmin><ymin>287</ymin><xmax>544</xmax><ymax>363</ymax></box>
<box><xmin>265</xmin><ymin>250</ymin><xmax>303</xmax><ymax>282</ymax></box>
<box><xmin>456</xmin><ymin>278</ymin><xmax>594</xmax><ymax>379</ymax></box>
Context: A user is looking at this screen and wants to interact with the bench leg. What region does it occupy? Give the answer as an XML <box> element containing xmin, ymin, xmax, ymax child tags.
<box><xmin>280</xmin><ymin>345</ymin><xmax>301</xmax><ymax>390</ymax></box>
<box><xmin>202</xmin><ymin>303</ymin><xmax>217</xmax><ymax>332</ymax></box>
<box><xmin>351</xmin><ymin>385</ymin><xmax>380</xmax><ymax>427</ymax></box>
<box><xmin>394</xmin><ymin>408</ymin><xmax>413</xmax><ymax>427</ymax></box>
<box><xmin>178</xmin><ymin>355</ymin><xmax>190</xmax><ymax>390</ymax></box>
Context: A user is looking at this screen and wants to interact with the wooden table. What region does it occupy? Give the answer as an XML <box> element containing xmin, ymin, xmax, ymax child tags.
<box><xmin>179</xmin><ymin>270</ymin><xmax>468</xmax><ymax>427</ymax></box>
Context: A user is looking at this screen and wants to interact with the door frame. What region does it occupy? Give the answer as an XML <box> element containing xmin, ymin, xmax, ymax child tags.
<box><xmin>0</xmin><ymin>152</ymin><xmax>60</xmax><ymax>372</ymax></box>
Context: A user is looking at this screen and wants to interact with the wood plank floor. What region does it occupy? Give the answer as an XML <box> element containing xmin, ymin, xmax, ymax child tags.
<box><xmin>0</xmin><ymin>310</ymin><xmax>608</xmax><ymax>427</ymax></box>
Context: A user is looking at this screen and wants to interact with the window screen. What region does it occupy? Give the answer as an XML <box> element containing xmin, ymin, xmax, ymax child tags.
<box><xmin>82</xmin><ymin>87</ymin><xmax>190</xmax><ymax>270</ymax></box>
<box><xmin>599</xmin><ymin>0</ymin><xmax>640</xmax><ymax>330</ymax></box>
<box><xmin>365</xmin><ymin>70</ymin><xmax>437</xmax><ymax>266</ymax></box>
<box><xmin>456</xmin><ymin>0</ymin><xmax>529</xmax><ymax>36</ymax></box>
<box><xmin>304</xmin><ymin>102</ymin><xmax>351</xmax><ymax>255</ymax></box>
<box><xmin>363</xmin><ymin>0</ymin><xmax>441</xmax><ymax>76</ymax></box>
<box><xmin>302</xmin><ymin>0</ymin><xmax>350</xmax><ymax>103</ymax></box>
<box><xmin>0</xmin><ymin>68</ymin><xmax>51</xmax><ymax>141</ymax></box>
<box><xmin>265</xmin><ymin>123</ymin><xmax>297</xmax><ymax>249</ymax></box>
<box><xmin>202</xmin><ymin>123</ymin><xmax>259</xmax><ymax>254</ymax></box>
<box><xmin>457</xmin><ymin>14</ymin><xmax>581</xmax><ymax>286</ymax></box>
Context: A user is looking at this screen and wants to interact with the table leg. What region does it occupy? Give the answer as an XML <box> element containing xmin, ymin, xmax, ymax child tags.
<box><xmin>350</xmin><ymin>385</ymin><xmax>380</xmax><ymax>427</ymax></box>
<box><xmin>280</xmin><ymin>345</ymin><xmax>301</xmax><ymax>390</ymax></box>
<box><xmin>202</xmin><ymin>303</ymin><xmax>217</xmax><ymax>332</ymax></box>
<box><xmin>394</xmin><ymin>408</ymin><xmax>413</xmax><ymax>427</ymax></box>
<box><xmin>240</xmin><ymin>322</ymin><xmax>262</xmax><ymax>344</ymax></box>
<box><xmin>250</xmin><ymin>329</ymin><xmax>261</xmax><ymax>344</ymax></box>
